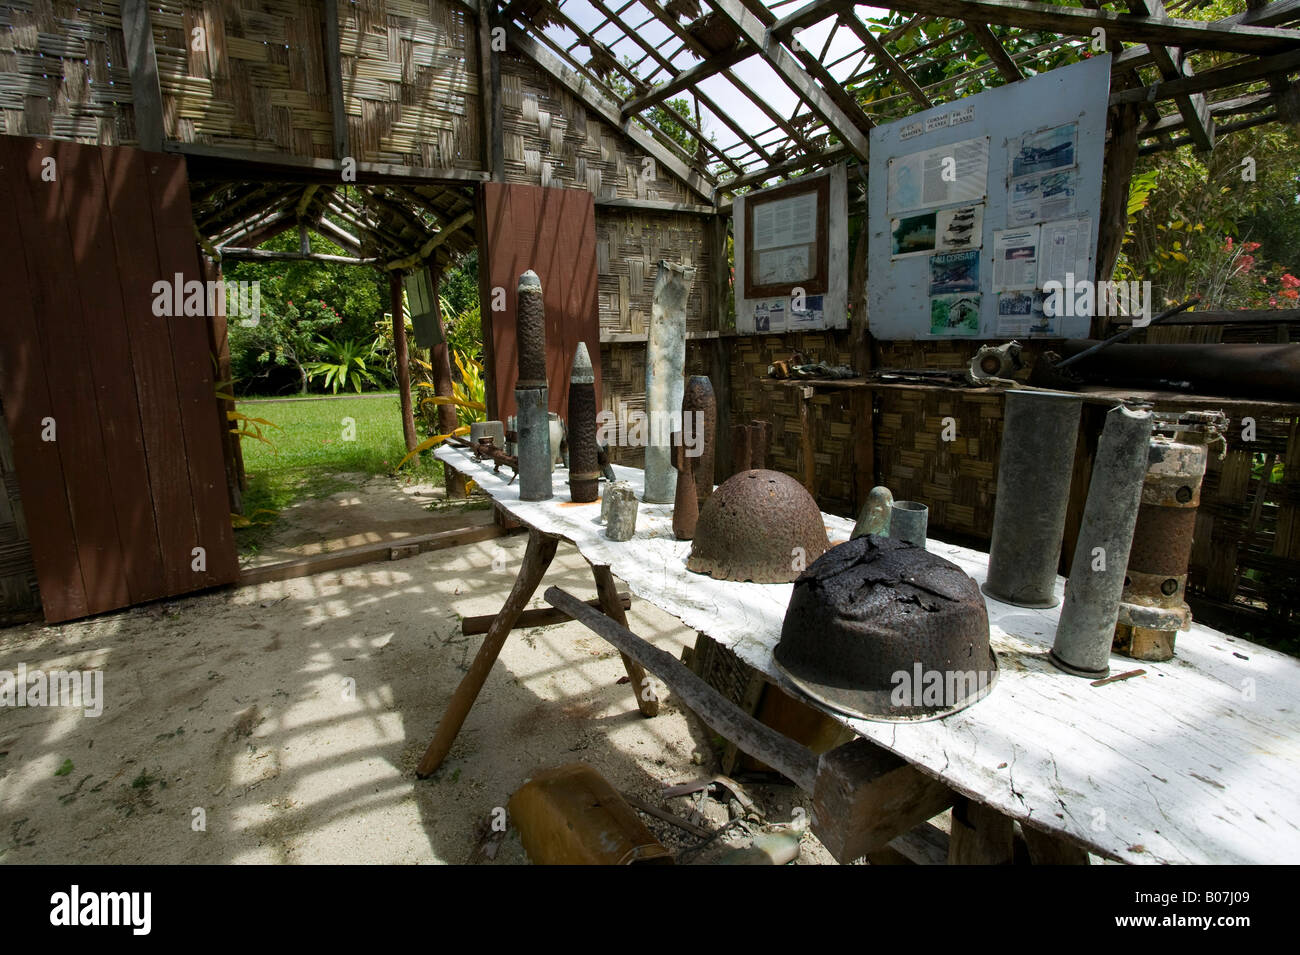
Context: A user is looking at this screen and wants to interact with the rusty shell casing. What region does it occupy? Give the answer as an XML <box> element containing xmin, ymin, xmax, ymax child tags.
<box><xmin>749</xmin><ymin>419</ymin><xmax>772</xmax><ymax>470</ymax></box>
<box><xmin>567</xmin><ymin>343</ymin><xmax>600</xmax><ymax>503</ymax></box>
<box><xmin>731</xmin><ymin>424</ymin><xmax>751</xmax><ymax>476</ymax></box>
<box><xmin>516</xmin><ymin>270</ymin><xmax>547</xmax><ymax>388</ymax></box>
<box><xmin>682</xmin><ymin>376</ymin><xmax>717</xmax><ymax>509</ymax></box>
<box><xmin>671</xmin><ymin>432</ymin><xmax>699</xmax><ymax>540</ymax></box>
<box><xmin>508</xmin><ymin>763</ymin><xmax>672</xmax><ymax>865</ymax></box>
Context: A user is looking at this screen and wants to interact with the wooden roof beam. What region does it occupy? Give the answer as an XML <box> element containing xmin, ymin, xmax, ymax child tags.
<box><xmin>708</xmin><ymin>0</ymin><xmax>871</xmax><ymax>159</ymax></box>
<box><xmin>620</xmin><ymin>45</ymin><xmax>751</xmax><ymax>117</ymax></box>
<box><xmin>1110</xmin><ymin>49</ymin><xmax>1300</xmax><ymax>104</ymax></box>
<box><xmin>1127</xmin><ymin>0</ymin><xmax>1214</xmax><ymax>151</ymax></box>
<box><xmin>969</xmin><ymin>22</ymin><xmax>1024</xmax><ymax>81</ymax></box>
<box><xmin>876</xmin><ymin>0</ymin><xmax>1300</xmax><ymax>55</ymax></box>
<box><xmin>837</xmin><ymin>10</ymin><xmax>933</xmax><ymax>109</ymax></box>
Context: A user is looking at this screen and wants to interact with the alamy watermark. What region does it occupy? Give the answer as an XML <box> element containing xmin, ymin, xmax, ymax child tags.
<box><xmin>891</xmin><ymin>664</ymin><xmax>991</xmax><ymax>709</ymax></box>
<box><xmin>596</xmin><ymin>404</ymin><xmax>704</xmax><ymax>457</ymax></box>
<box><xmin>151</xmin><ymin>273</ymin><xmax>262</xmax><ymax>327</ymax></box>
<box><xmin>0</xmin><ymin>663</ymin><xmax>103</xmax><ymax>717</ymax></box>
<box><xmin>1043</xmin><ymin>273</ymin><xmax>1153</xmax><ymax>325</ymax></box>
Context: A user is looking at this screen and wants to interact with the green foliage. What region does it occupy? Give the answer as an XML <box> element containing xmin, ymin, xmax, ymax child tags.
<box><xmin>304</xmin><ymin>337</ymin><xmax>383</xmax><ymax>394</ymax></box>
<box><xmin>225</xmin><ymin>224</ymin><xmax>388</xmax><ymax>395</ymax></box>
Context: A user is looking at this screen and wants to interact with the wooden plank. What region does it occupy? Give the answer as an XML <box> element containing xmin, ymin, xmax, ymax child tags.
<box><xmin>948</xmin><ymin>796</ymin><xmax>1015</xmax><ymax>864</ymax></box>
<box><xmin>0</xmin><ymin>138</ymin><xmax>88</xmax><ymax>621</ymax></box>
<box><xmin>545</xmin><ymin>585</ymin><xmax>820</xmax><ymax>790</ymax></box>
<box><xmin>121</xmin><ymin>0</ymin><xmax>165</xmax><ymax>150</ymax></box>
<box><xmin>4</xmin><ymin>138</ymin><xmax>131</xmax><ymax>617</ymax></box>
<box><xmin>461</xmin><ymin>592</ymin><xmax>630</xmax><ymax>635</ymax></box>
<box><xmin>323</xmin><ymin>0</ymin><xmax>350</xmax><ymax>161</ymax></box>
<box><xmin>238</xmin><ymin>522</ymin><xmax>507</xmax><ymax>587</ymax></box>
<box><xmin>59</xmin><ymin>140</ymin><xmax>168</xmax><ymax>604</ymax></box>
<box><xmin>883</xmin><ymin>0</ymin><xmax>1300</xmax><ymax>54</ymax></box>
<box><xmin>812</xmin><ymin>738</ymin><xmax>955</xmax><ymax>864</ymax></box>
<box><xmin>476</xmin><ymin>0</ymin><xmax>504</xmax><ymax>181</ymax></box>
<box><xmin>145</xmin><ymin>151</ymin><xmax>240</xmax><ymax>591</ymax></box>
<box><xmin>970</xmin><ymin>22</ymin><xmax>1024</xmax><ymax>82</ymax></box>
<box><xmin>100</xmin><ymin>144</ymin><xmax>201</xmax><ymax>599</ymax></box>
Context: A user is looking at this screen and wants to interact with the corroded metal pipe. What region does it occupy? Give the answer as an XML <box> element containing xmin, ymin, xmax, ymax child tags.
<box><xmin>644</xmin><ymin>262</ymin><xmax>690</xmax><ymax>503</ymax></box>
<box><xmin>515</xmin><ymin>270</ymin><xmax>552</xmax><ymax>501</ymax></box>
<box><xmin>567</xmin><ymin>343</ymin><xmax>599</xmax><ymax>503</ymax></box>
<box><xmin>1051</xmin><ymin>405</ymin><xmax>1155</xmax><ymax>678</ymax></box>
<box><xmin>983</xmin><ymin>390</ymin><xmax>1083</xmax><ymax>608</ymax></box>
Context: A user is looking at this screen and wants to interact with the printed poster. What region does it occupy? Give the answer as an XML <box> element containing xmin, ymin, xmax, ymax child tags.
<box><xmin>789</xmin><ymin>294</ymin><xmax>824</xmax><ymax>329</ymax></box>
<box><xmin>1009</xmin><ymin>169</ymin><xmax>1078</xmax><ymax>225</ymax></box>
<box><xmin>997</xmin><ymin>290</ymin><xmax>1055</xmax><ymax>336</ymax></box>
<box><xmin>936</xmin><ymin>204</ymin><xmax>983</xmax><ymax>250</ymax></box>
<box><xmin>929</xmin><ymin>251</ymin><xmax>980</xmax><ymax>295</ymax></box>
<box><xmin>1038</xmin><ymin>217</ymin><xmax>1092</xmax><ymax>289</ymax></box>
<box><xmin>930</xmin><ymin>293</ymin><xmax>982</xmax><ymax>335</ymax></box>
<box><xmin>753</xmin><ymin>298</ymin><xmax>787</xmax><ymax>333</ymax></box>
<box><xmin>1010</xmin><ymin>123</ymin><xmax>1078</xmax><ymax>179</ymax></box>
<box><xmin>993</xmin><ymin>226</ymin><xmax>1041</xmax><ymax>290</ymax></box>
<box><xmin>891</xmin><ymin>211</ymin><xmax>937</xmax><ymax>257</ymax></box>
<box><xmin>888</xmin><ymin>137</ymin><xmax>989</xmax><ymax>214</ymax></box>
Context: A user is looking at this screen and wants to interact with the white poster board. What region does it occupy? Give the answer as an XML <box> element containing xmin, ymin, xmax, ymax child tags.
<box><xmin>867</xmin><ymin>55</ymin><xmax>1110</xmax><ymax>339</ymax></box>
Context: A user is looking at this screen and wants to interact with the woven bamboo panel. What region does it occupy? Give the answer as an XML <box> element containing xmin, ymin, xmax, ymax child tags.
<box><xmin>729</xmin><ymin>332</ymin><xmax>858</xmax><ymax>514</ymax></box>
<box><xmin>0</xmin><ymin>0</ymin><xmax>139</xmax><ymax>144</ymax></box>
<box><xmin>500</xmin><ymin>51</ymin><xmax>692</xmax><ymax>205</ymax></box>
<box><xmin>598</xmin><ymin>340</ymin><xmax>645</xmax><ymax>469</ymax></box>
<box><xmin>0</xmin><ymin>404</ymin><xmax>38</xmax><ymax>614</ymax></box>
<box><xmin>596</xmin><ymin>211</ymin><xmax>711</xmax><ymax>337</ymax></box>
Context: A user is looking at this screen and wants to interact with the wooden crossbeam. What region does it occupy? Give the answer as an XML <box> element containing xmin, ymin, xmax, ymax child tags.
<box><xmin>620</xmin><ymin>45</ymin><xmax>750</xmax><ymax>117</ymax></box>
<box><xmin>969</xmin><ymin>22</ymin><xmax>1024</xmax><ymax>81</ymax></box>
<box><xmin>837</xmin><ymin>10</ymin><xmax>932</xmax><ymax>109</ymax></box>
<box><xmin>709</xmin><ymin>0</ymin><xmax>871</xmax><ymax>159</ymax></box>
<box><xmin>384</xmin><ymin>210</ymin><xmax>475</xmax><ymax>271</ymax></box>
<box><xmin>1110</xmin><ymin>49</ymin><xmax>1300</xmax><ymax>104</ymax></box>
<box><xmin>877</xmin><ymin>0</ymin><xmax>1300</xmax><ymax>54</ymax></box>
<box><xmin>1128</xmin><ymin>0</ymin><xmax>1214</xmax><ymax>151</ymax></box>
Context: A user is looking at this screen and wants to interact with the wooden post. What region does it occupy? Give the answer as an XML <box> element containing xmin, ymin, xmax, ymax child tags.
<box><xmin>430</xmin><ymin>265</ymin><xmax>469</xmax><ymax>498</ymax></box>
<box><xmin>848</xmin><ymin>200</ymin><xmax>873</xmax><ymax>374</ymax></box>
<box><xmin>1094</xmin><ymin>103</ymin><xmax>1141</xmax><ymax>334</ymax></box>
<box><xmin>323</xmin><ymin>0</ymin><xmax>350</xmax><ymax>161</ymax></box>
<box><xmin>418</xmin><ymin>529</ymin><xmax>560</xmax><ymax>776</ymax></box>
<box><xmin>121</xmin><ymin>0</ymin><xmax>164</xmax><ymax>151</ymax></box>
<box><xmin>798</xmin><ymin>385</ymin><xmax>816</xmax><ymax>494</ymax></box>
<box><xmin>390</xmin><ymin>270</ymin><xmax>419</xmax><ymax>453</ymax></box>
<box><xmin>948</xmin><ymin>796</ymin><xmax>1015</xmax><ymax>864</ymax></box>
<box><xmin>590</xmin><ymin>564</ymin><xmax>659</xmax><ymax>717</ymax></box>
<box><xmin>477</xmin><ymin>0</ymin><xmax>505</xmax><ymax>181</ymax></box>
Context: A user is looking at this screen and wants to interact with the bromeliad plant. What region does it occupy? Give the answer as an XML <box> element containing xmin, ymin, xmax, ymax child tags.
<box><xmin>397</xmin><ymin>349</ymin><xmax>487</xmax><ymax>469</ymax></box>
<box><xmin>305</xmin><ymin>337</ymin><xmax>382</xmax><ymax>394</ymax></box>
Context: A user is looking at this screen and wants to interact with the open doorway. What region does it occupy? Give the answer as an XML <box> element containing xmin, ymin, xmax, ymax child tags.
<box><xmin>190</xmin><ymin>174</ymin><xmax>491</xmax><ymax>570</ymax></box>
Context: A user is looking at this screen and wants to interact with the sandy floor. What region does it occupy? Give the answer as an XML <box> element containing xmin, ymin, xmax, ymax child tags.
<box><xmin>0</xmin><ymin>489</ymin><xmax>834</xmax><ymax>864</ymax></box>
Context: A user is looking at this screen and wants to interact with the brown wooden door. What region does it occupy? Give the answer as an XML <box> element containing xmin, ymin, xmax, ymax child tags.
<box><xmin>477</xmin><ymin>182</ymin><xmax>601</xmax><ymax>420</ymax></box>
<box><xmin>0</xmin><ymin>136</ymin><xmax>238</xmax><ymax>623</ymax></box>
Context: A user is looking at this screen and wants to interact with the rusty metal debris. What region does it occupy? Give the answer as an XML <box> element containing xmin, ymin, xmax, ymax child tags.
<box><xmin>683</xmin><ymin>375</ymin><xmax>716</xmax><ymax>509</ymax></box>
<box><xmin>1113</xmin><ymin>410</ymin><xmax>1225</xmax><ymax>662</ymax></box>
<box><xmin>566</xmin><ymin>343</ymin><xmax>600</xmax><ymax>503</ymax></box>
<box><xmin>507</xmin><ymin>763</ymin><xmax>672</xmax><ymax>865</ymax></box>
<box><xmin>672</xmin><ymin>431</ymin><xmax>699</xmax><ymax>540</ymax></box>
<box><xmin>686</xmin><ymin>469</ymin><xmax>828</xmax><ymax>583</ymax></box>
<box><xmin>776</xmin><ymin>535</ymin><xmax>996</xmax><ymax>721</ymax></box>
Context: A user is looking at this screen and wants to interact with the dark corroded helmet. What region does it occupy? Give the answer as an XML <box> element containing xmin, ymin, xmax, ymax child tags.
<box><xmin>686</xmin><ymin>470</ymin><xmax>828</xmax><ymax>583</ymax></box>
<box><xmin>775</xmin><ymin>535</ymin><xmax>997</xmax><ymax>721</ymax></box>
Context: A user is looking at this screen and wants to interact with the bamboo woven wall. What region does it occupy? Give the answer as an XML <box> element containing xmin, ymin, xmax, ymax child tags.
<box><xmin>596</xmin><ymin>212</ymin><xmax>711</xmax><ymax>337</ymax></box>
<box><xmin>0</xmin><ymin>1</ymin><xmax>139</xmax><ymax>143</ymax></box>
<box><xmin>599</xmin><ymin>337</ymin><xmax>714</xmax><ymax>468</ymax></box>
<box><xmin>0</xmin><ymin>402</ymin><xmax>38</xmax><ymax>615</ymax></box>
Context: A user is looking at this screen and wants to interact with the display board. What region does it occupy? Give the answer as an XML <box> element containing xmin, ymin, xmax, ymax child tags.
<box><xmin>735</xmin><ymin>163</ymin><xmax>848</xmax><ymax>334</ymax></box>
<box><xmin>867</xmin><ymin>55</ymin><xmax>1110</xmax><ymax>340</ymax></box>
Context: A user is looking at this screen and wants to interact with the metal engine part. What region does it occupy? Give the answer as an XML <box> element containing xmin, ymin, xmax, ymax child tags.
<box><xmin>775</xmin><ymin>535</ymin><xmax>997</xmax><ymax>721</ymax></box>
<box><xmin>1113</xmin><ymin>410</ymin><xmax>1224</xmax><ymax>661</ymax></box>
<box><xmin>969</xmin><ymin>341</ymin><xmax>1023</xmax><ymax>381</ymax></box>
<box><xmin>686</xmin><ymin>469</ymin><xmax>829</xmax><ymax>583</ymax></box>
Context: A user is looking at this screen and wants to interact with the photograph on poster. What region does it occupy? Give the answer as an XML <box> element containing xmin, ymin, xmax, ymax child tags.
<box><xmin>936</xmin><ymin>204</ymin><xmax>983</xmax><ymax>249</ymax></box>
<box><xmin>996</xmin><ymin>290</ymin><xmax>1055</xmax><ymax>335</ymax></box>
<box><xmin>754</xmin><ymin>298</ymin><xmax>787</xmax><ymax>333</ymax></box>
<box><xmin>929</xmin><ymin>251</ymin><xmax>980</xmax><ymax>294</ymax></box>
<box><xmin>1009</xmin><ymin>169</ymin><xmax>1078</xmax><ymax>224</ymax></box>
<box><xmin>930</xmin><ymin>293</ymin><xmax>981</xmax><ymax>334</ymax></box>
<box><xmin>790</xmin><ymin>294</ymin><xmax>825</xmax><ymax>328</ymax></box>
<box><xmin>993</xmin><ymin>226</ymin><xmax>1041</xmax><ymax>289</ymax></box>
<box><xmin>1011</xmin><ymin>123</ymin><xmax>1077</xmax><ymax>178</ymax></box>
<box><xmin>891</xmin><ymin>211</ymin><xmax>938</xmax><ymax>256</ymax></box>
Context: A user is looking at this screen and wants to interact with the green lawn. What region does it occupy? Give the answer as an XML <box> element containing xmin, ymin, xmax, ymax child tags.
<box><xmin>234</xmin><ymin>393</ymin><xmax>442</xmax><ymax>551</ymax></box>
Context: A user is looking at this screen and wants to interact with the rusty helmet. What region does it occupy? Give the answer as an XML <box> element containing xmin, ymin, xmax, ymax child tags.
<box><xmin>686</xmin><ymin>469</ymin><xmax>828</xmax><ymax>583</ymax></box>
<box><xmin>774</xmin><ymin>535</ymin><xmax>997</xmax><ymax>721</ymax></box>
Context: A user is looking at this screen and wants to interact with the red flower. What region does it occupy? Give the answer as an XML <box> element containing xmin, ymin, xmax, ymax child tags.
<box><xmin>1282</xmin><ymin>288</ymin><xmax>1299</xmax><ymax>300</ymax></box>
<box><xmin>1225</xmin><ymin>236</ymin><xmax>1233</xmax><ymax>250</ymax></box>
<box><xmin>1236</xmin><ymin>254</ymin><xmax>1256</xmax><ymax>273</ymax></box>
<box><xmin>1242</xmin><ymin>241</ymin><xmax>1261</xmax><ymax>253</ymax></box>
<box><xmin>1281</xmin><ymin>273</ymin><xmax>1300</xmax><ymax>288</ymax></box>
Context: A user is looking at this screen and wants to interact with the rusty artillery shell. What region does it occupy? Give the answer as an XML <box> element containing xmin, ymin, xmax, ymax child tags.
<box><xmin>671</xmin><ymin>431</ymin><xmax>699</xmax><ymax>540</ymax></box>
<box><xmin>731</xmin><ymin>424</ymin><xmax>751</xmax><ymax>476</ymax></box>
<box><xmin>750</xmin><ymin>419</ymin><xmax>772</xmax><ymax>470</ymax></box>
<box><xmin>567</xmin><ymin>342</ymin><xmax>600</xmax><ymax>503</ymax></box>
<box><xmin>683</xmin><ymin>375</ymin><xmax>716</xmax><ymax>509</ymax></box>
<box><xmin>516</xmin><ymin>270</ymin><xmax>547</xmax><ymax>388</ymax></box>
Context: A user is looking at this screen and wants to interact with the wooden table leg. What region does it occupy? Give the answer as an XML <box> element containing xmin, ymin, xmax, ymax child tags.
<box><xmin>590</xmin><ymin>564</ymin><xmax>659</xmax><ymax>717</ymax></box>
<box><xmin>416</xmin><ymin>528</ymin><xmax>559</xmax><ymax>777</ymax></box>
<box><xmin>948</xmin><ymin>796</ymin><xmax>1015</xmax><ymax>864</ymax></box>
